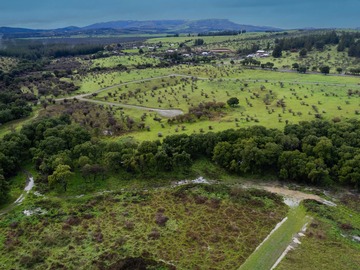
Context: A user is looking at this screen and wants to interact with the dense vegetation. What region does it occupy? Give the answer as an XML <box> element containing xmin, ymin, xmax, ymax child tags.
<box><xmin>1</xmin><ymin>116</ymin><xmax>360</xmax><ymax>201</ymax></box>
<box><xmin>0</xmin><ymin>40</ymin><xmax>104</xmax><ymax>60</ymax></box>
<box><xmin>0</xmin><ymin>184</ymin><xmax>287</xmax><ymax>269</ymax></box>
<box><xmin>198</xmin><ymin>30</ymin><xmax>246</xmax><ymax>36</ymax></box>
<box><xmin>273</xmin><ymin>31</ymin><xmax>360</xmax><ymax>59</ymax></box>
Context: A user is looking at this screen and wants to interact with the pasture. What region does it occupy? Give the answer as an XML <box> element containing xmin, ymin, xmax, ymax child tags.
<box><xmin>80</xmin><ymin>65</ymin><xmax>360</xmax><ymax>141</ymax></box>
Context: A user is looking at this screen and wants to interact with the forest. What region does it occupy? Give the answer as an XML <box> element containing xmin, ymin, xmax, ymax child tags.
<box><xmin>1</xmin><ymin>116</ymin><xmax>360</xmax><ymax>201</ymax></box>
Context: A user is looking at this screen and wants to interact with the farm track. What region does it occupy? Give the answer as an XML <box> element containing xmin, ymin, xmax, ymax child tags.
<box><xmin>77</xmin><ymin>97</ymin><xmax>184</xmax><ymax>117</ymax></box>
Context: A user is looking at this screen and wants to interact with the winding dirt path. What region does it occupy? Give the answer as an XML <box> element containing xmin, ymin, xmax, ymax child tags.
<box><xmin>0</xmin><ymin>172</ymin><xmax>34</xmax><ymax>216</ymax></box>
<box><xmin>55</xmin><ymin>74</ymin><xmax>203</xmax><ymax>118</ymax></box>
<box><xmin>75</xmin><ymin>73</ymin><xmax>206</xmax><ymax>117</ymax></box>
<box><xmin>77</xmin><ymin>97</ymin><xmax>184</xmax><ymax>118</ymax></box>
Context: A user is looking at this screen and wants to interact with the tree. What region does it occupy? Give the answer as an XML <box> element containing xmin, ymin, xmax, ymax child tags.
<box><xmin>278</xmin><ymin>150</ymin><xmax>309</xmax><ymax>181</ymax></box>
<box><xmin>336</xmin><ymin>67</ymin><xmax>343</xmax><ymax>74</ymax></box>
<box><xmin>194</xmin><ymin>39</ymin><xmax>204</xmax><ymax>46</ymax></box>
<box><xmin>320</xmin><ymin>66</ymin><xmax>330</xmax><ymax>75</ymax></box>
<box><xmin>213</xmin><ymin>142</ymin><xmax>234</xmax><ymax>169</ymax></box>
<box><xmin>154</xmin><ymin>150</ymin><xmax>173</xmax><ymax>171</ymax></box>
<box><xmin>227</xmin><ymin>97</ymin><xmax>239</xmax><ymax>107</ymax></box>
<box><xmin>292</xmin><ymin>63</ymin><xmax>299</xmax><ymax>69</ymax></box>
<box><xmin>298</xmin><ymin>66</ymin><xmax>307</xmax><ymax>74</ymax></box>
<box><xmin>0</xmin><ymin>173</ymin><xmax>9</xmax><ymax>203</ymax></box>
<box><xmin>299</xmin><ymin>48</ymin><xmax>307</xmax><ymax>57</ymax></box>
<box><xmin>339</xmin><ymin>153</ymin><xmax>360</xmax><ymax>190</ymax></box>
<box><xmin>172</xmin><ymin>151</ymin><xmax>192</xmax><ymax>172</ymax></box>
<box><xmin>272</xmin><ymin>45</ymin><xmax>282</xmax><ymax>58</ymax></box>
<box><xmin>48</xmin><ymin>164</ymin><xmax>73</xmax><ymax>191</ymax></box>
<box><xmin>81</xmin><ymin>164</ymin><xmax>105</xmax><ymax>182</ymax></box>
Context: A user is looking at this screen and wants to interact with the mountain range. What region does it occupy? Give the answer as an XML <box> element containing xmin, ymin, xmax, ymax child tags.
<box><xmin>0</xmin><ymin>19</ymin><xmax>282</xmax><ymax>38</ymax></box>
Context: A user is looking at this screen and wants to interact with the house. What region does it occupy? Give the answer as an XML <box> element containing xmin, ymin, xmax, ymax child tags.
<box><xmin>256</xmin><ymin>50</ymin><xmax>269</xmax><ymax>57</ymax></box>
<box><xmin>201</xmin><ymin>52</ymin><xmax>210</xmax><ymax>56</ymax></box>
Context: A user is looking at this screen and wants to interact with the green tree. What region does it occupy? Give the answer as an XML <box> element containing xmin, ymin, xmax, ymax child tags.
<box><xmin>81</xmin><ymin>164</ymin><xmax>105</xmax><ymax>182</ymax></box>
<box><xmin>292</xmin><ymin>63</ymin><xmax>299</xmax><ymax>69</ymax></box>
<box><xmin>138</xmin><ymin>141</ymin><xmax>159</xmax><ymax>155</ymax></box>
<box><xmin>299</xmin><ymin>48</ymin><xmax>307</xmax><ymax>57</ymax></box>
<box><xmin>48</xmin><ymin>164</ymin><xmax>73</xmax><ymax>191</ymax></box>
<box><xmin>278</xmin><ymin>150</ymin><xmax>309</xmax><ymax>181</ymax></box>
<box><xmin>213</xmin><ymin>142</ymin><xmax>234</xmax><ymax>169</ymax></box>
<box><xmin>0</xmin><ymin>173</ymin><xmax>9</xmax><ymax>203</ymax></box>
<box><xmin>305</xmin><ymin>158</ymin><xmax>330</xmax><ymax>184</ymax></box>
<box><xmin>173</xmin><ymin>151</ymin><xmax>192</xmax><ymax>172</ymax></box>
<box><xmin>339</xmin><ymin>153</ymin><xmax>360</xmax><ymax>190</ymax></box>
<box><xmin>227</xmin><ymin>97</ymin><xmax>239</xmax><ymax>107</ymax></box>
<box><xmin>336</xmin><ymin>67</ymin><xmax>343</xmax><ymax>74</ymax></box>
<box><xmin>313</xmin><ymin>137</ymin><xmax>334</xmax><ymax>164</ymax></box>
<box><xmin>154</xmin><ymin>150</ymin><xmax>173</xmax><ymax>171</ymax></box>
<box><xmin>298</xmin><ymin>66</ymin><xmax>307</xmax><ymax>73</ymax></box>
<box><xmin>194</xmin><ymin>39</ymin><xmax>204</xmax><ymax>46</ymax></box>
<box><xmin>272</xmin><ymin>45</ymin><xmax>282</xmax><ymax>58</ymax></box>
<box><xmin>320</xmin><ymin>66</ymin><xmax>330</xmax><ymax>75</ymax></box>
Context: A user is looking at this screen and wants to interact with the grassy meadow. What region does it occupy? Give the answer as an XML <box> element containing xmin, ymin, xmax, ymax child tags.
<box><xmin>78</xmin><ymin>65</ymin><xmax>360</xmax><ymax>142</ymax></box>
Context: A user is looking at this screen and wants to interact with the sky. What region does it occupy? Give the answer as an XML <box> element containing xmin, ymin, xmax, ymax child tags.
<box><xmin>0</xmin><ymin>0</ymin><xmax>359</xmax><ymax>29</ymax></box>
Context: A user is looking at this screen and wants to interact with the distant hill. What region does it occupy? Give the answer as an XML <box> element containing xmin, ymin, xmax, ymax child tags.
<box><xmin>0</xmin><ymin>27</ymin><xmax>44</xmax><ymax>34</ymax></box>
<box><xmin>0</xmin><ymin>19</ymin><xmax>283</xmax><ymax>38</ymax></box>
<box><xmin>83</xmin><ymin>20</ymin><xmax>187</xmax><ymax>31</ymax></box>
<box><xmin>84</xmin><ymin>19</ymin><xmax>282</xmax><ymax>33</ymax></box>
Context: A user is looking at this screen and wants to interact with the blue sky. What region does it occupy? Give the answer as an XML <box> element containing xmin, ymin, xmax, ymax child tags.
<box><xmin>1</xmin><ymin>0</ymin><xmax>359</xmax><ymax>29</ymax></box>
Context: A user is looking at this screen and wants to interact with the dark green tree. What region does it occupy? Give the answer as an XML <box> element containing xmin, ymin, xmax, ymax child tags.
<box><xmin>292</xmin><ymin>63</ymin><xmax>299</xmax><ymax>69</ymax></box>
<box><xmin>194</xmin><ymin>39</ymin><xmax>205</xmax><ymax>46</ymax></box>
<box><xmin>320</xmin><ymin>66</ymin><xmax>330</xmax><ymax>75</ymax></box>
<box><xmin>272</xmin><ymin>45</ymin><xmax>282</xmax><ymax>58</ymax></box>
<box><xmin>336</xmin><ymin>67</ymin><xmax>343</xmax><ymax>74</ymax></box>
<box><xmin>227</xmin><ymin>97</ymin><xmax>239</xmax><ymax>107</ymax></box>
<box><xmin>298</xmin><ymin>66</ymin><xmax>307</xmax><ymax>73</ymax></box>
<box><xmin>299</xmin><ymin>48</ymin><xmax>307</xmax><ymax>57</ymax></box>
<box><xmin>0</xmin><ymin>173</ymin><xmax>9</xmax><ymax>203</ymax></box>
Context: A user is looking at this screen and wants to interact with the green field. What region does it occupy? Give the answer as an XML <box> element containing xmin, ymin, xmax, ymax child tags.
<box><xmin>91</xmin><ymin>55</ymin><xmax>160</xmax><ymax>68</ymax></box>
<box><xmin>77</xmin><ymin>66</ymin><xmax>360</xmax><ymax>142</ymax></box>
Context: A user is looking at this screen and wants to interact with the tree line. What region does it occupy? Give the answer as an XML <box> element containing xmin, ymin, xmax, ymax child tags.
<box><xmin>0</xmin><ymin>40</ymin><xmax>104</xmax><ymax>60</ymax></box>
<box><xmin>1</xmin><ymin>116</ymin><xmax>360</xmax><ymax>202</ymax></box>
<box><xmin>273</xmin><ymin>31</ymin><xmax>360</xmax><ymax>58</ymax></box>
<box><xmin>198</xmin><ymin>30</ymin><xmax>246</xmax><ymax>36</ymax></box>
